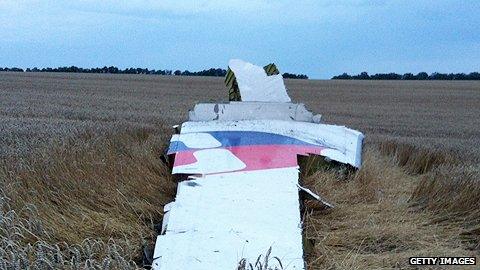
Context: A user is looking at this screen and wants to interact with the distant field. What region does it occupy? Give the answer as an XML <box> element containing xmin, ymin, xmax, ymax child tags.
<box><xmin>2</xmin><ymin>72</ymin><xmax>479</xmax><ymax>160</ymax></box>
<box><xmin>1</xmin><ymin>72</ymin><xmax>479</xmax><ymax>269</ymax></box>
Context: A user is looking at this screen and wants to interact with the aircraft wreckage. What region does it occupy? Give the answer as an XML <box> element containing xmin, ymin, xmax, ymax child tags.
<box><xmin>152</xmin><ymin>59</ymin><xmax>364</xmax><ymax>269</ymax></box>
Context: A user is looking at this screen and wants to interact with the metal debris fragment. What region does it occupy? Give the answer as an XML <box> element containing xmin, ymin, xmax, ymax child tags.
<box><xmin>152</xmin><ymin>59</ymin><xmax>364</xmax><ymax>270</ymax></box>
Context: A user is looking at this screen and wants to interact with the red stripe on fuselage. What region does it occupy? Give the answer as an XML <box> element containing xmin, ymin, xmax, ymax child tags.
<box><xmin>172</xmin><ymin>145</ymin><xmax>325</xmax><ymax>172</ymax></box>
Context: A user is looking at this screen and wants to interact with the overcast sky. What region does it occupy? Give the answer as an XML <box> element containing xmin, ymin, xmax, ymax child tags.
<box><xmin>1</xmin><ymin>0</ymin><xmax>479</xmax><ymax>78</ymax></box>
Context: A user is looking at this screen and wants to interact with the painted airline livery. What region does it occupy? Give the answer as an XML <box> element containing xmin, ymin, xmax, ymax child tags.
<box><xmin>152</xmin><ymin>59</ymin><xmax>364</xmax><ymax>269</ymax></box>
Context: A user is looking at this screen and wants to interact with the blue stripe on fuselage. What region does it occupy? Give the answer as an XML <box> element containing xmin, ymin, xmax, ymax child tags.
<box><xmin>168</xmin><ymin>131</ymin><xmax>315</xmax><ymax>153</ymax></box>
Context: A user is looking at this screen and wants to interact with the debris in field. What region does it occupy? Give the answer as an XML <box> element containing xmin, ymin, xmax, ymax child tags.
<box><xmin>152</xmin><ymin>59</ymin><xmax>364</xmax><ymax>270</ymax></box>
<box><xmin>227</xmin><ymin>59</ymin><xmax>291</xmax><ymax>102</ymax></box>
<box><xmin>297</xmin><ymin>184</ymin><xmax>334</xmax><ymax>209</ymax></box>
<box><xmin>226</xmin><ymin>62</ymin><xmax>280</xmax><ymax>102</ymax></box>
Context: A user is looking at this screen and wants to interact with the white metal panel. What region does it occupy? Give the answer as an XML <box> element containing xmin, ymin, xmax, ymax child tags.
<box><xmin>153</xmin><ymin>59</ymin><xmax>364</xmax><ymax>270</ymax></box>
<box><xmin>179</xmin><ymin>120</ymin><xmax>364</xmax><ymax>168</ymax></box>
<box><xmin>171</xmin><ymin>132</ymin><xmax>222</xmax><ymax>148</ymax></box>
<box><xmin>188</xmin><ymin>102</ymin><xmax>315</xmax><ymax>122</ymax></box>
<box><xmin>228</xmin><ymin>59</ymin><xmax>291</xmax><ymax>102</ymax></box>
<box><xmin>153</xmin><ymin>168</ymin><xmax>305</xmax><ymax>270</ymax></box>
<box><xmin>172</xmin><ymin>148</ymin><xmax>246</xmax><ymax>175</ymax></box>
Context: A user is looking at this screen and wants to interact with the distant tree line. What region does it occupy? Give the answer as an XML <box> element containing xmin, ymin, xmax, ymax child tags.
<box><xmin>0</xmin><ymin>67</ymin><xmax>24</xmax><ymax>72</ymax></box>
<box><xmin>0</xmin><ymin>66</ymin><xmax>308</xmax><ymax>79</ymax></box>
<box><xmin>282</xmin><ymin>72</ymin><xmax>308</xmax><ymax>79</ymax></box>
<box><xmin>332</xmin><ymin>71</ymin><xmax>480</xmax><ymax>80</ymax></box>
<box><xmin>0</xmin><ymin>66</ymin><xmax>175</xmax><ymax>75</ymax></box>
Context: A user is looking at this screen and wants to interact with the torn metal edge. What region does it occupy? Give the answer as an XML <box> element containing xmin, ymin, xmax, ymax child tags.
<box><xmin>297</xmin><ymin>184</ymin><xmax>334</xmax><ymax>209</ymax></box>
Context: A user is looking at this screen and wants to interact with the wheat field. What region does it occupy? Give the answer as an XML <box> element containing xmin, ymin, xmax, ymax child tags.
<box><xmin>1</xmin><ymin>72</ymin><xmax>479</xmax><ymax>269</ymax></box>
